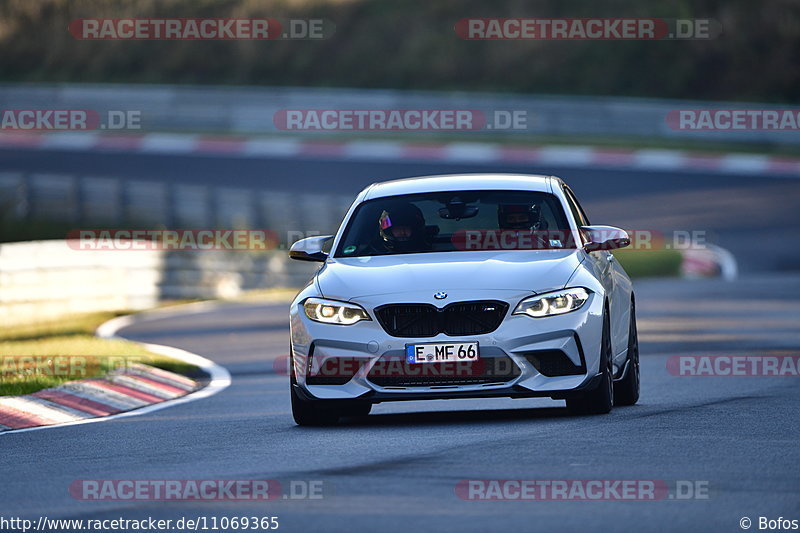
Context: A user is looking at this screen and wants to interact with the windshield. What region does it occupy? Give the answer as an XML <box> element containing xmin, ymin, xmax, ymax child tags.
<box><xmin>334</xmin><ymin>190</ymin><xmax>575</xmax><ymax>257</ymax></box>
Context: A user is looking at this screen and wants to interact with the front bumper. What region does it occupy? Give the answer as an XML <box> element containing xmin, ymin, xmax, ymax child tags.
<box><xmin>289</xmin><ymin>289</ymin><xmax>604</xmax><ymax>402</ymax></box>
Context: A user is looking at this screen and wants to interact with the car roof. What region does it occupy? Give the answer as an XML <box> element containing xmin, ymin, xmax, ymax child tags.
<box><xmin>362</xmin><ymin>174</ymin><xmax>557</xmax><ymax>200</ymax></box>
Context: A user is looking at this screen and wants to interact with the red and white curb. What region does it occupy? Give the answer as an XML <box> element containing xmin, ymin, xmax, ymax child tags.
<box><xmin>1</xmin><ymin>131</ymin><xmax>799</xmax><ymax>178</ymax></box>
<box><xmin>680</xmin><ymin>244</ymin><xmax>738</xmax><ymax>281</ymax></box>
<box><xmin>0</xmin><ymin>311</ymin><xmax>231</xmax><ymax>436</ymax></box>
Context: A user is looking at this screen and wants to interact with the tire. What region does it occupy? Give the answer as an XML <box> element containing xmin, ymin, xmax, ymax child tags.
<box><xmin>289</xmin><ymin>349</ymin><xmax>372</xmax><ymax>426</ymax></box>
<box><xmin>567</xmin><ymin>308</ymin><xmax>613</xmax><ymax>415</ymax></box>
<box><xmin>290</xmin><ymin>379</ymin><xmax>341</xmax><ymax>426</ymax></box>
<box><xmin>614</xmin><ymin>298</ymin><xmax>640</xmax><ymax>406</ymax></box>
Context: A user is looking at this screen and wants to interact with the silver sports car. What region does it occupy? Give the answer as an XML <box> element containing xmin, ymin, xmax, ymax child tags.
<box><xmin>288</xmin><ymin>174</ymin><xmax>639</xmax><ymax>425</ymax></box>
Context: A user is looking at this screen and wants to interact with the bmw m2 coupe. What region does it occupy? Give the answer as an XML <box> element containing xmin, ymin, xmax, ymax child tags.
<box><xmin>288</xmin><ymin>174</ymin><xmax>639</xmax><ymax>425</ymax></box>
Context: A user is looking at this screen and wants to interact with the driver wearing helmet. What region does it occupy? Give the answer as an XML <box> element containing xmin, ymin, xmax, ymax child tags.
<box><xmin>377</xmin><ymin>202</ymin><xmax>429</xmax><ymax>252</ymax></box>
<box><xmin>497</xmin><ymin>203</ymin><xmax>546</xmax><ymax>231</ymax></box>
<box><xmin>496</xmin><ymin>203</ymin><xmax>552</xmax><ymax>250</ymax></box>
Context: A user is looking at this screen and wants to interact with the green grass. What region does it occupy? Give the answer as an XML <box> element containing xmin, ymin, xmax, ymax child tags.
<box><xmin>0</xmin><ymin>311</ymin><xmax>123</xmax><ymax>342</ymax></box>
<box><xmin>613</xmin><ymin>249</ymin><xmax>683</xmax><ymax>279</ymax></box>
<box><xmin>0</xmin><ymin>312</ymin><xmax>201</xmax><ymax>396</ymax></box>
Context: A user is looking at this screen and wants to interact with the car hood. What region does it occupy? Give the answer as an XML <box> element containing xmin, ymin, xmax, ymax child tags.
<box><xmin>316</xmin><ymin>250</ymin><xmax>584</xmax><ymax>300</ymax></box>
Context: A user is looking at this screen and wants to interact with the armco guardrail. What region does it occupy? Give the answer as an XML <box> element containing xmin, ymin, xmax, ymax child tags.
<box><xmin>0</xmin><ymin>240</ymin><xmax>317</xmax><ymax>325</ymax></box>
<box><xmin>0</xmin><ymin>170</ymin><xmax>342</xmax><ymax>323</ymax></box>
<box><xmin>1</xmin><ymin>83</ymin><xmax>798</xmax><ymax>146</ymax></box>
<box><xmin>0</xmin><ymin>171</ymin><xmax>353</xmax><ymax>244</ymax></box>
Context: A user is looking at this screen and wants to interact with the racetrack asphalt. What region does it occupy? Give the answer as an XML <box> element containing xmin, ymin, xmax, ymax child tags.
<box><xmin>2</xmin><ymin>274</ymin><xmax>798</xmax><ymax>533</ymax></box>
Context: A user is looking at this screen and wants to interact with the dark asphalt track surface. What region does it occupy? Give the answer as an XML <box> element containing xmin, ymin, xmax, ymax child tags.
<box><xmin>1</xmin><ymin>146</ymin><xmax>799</xmax><ymax>532</ymax></box>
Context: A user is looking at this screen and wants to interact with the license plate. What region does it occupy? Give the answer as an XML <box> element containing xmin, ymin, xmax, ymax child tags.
<box><xmin>405</xmin><ymin>342</ymin><xmax>479</xmax><ymax>364</ymax></box>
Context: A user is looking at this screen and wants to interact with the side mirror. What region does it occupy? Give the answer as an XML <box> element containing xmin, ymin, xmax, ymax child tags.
<box><xmin>289</xmin><ymin>235</ymin><xmax>333</xmax><ymax>262</ymax></box>
<box><xmin>581</xmin><ymin>226</ymin><xmax>631</xmax><ymax>252</ymax></box>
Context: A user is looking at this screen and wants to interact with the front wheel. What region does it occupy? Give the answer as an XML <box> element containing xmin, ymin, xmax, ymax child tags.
<box><xmin>289</xmin><ymin>351</ymin><xmax>372</xmax><ymax>426</ymax></box>
<box><xmin>291</xmin><ymin>386</ymin><xmax>373</xmax><ymax>426</ymax></box>
<box><xmin>566</xmin><ymin>309</ymin><xmax>613</xmax><ymax>415</ymax></box>
<box><xmin>290</xmin><ymin>382</ymin><xmax>341</xmax><ymax>426</ymax></box>
<box><xmin>614</xmin><ymin>298</ymin><xmax>640</xmax><ymax>406</ymax></box>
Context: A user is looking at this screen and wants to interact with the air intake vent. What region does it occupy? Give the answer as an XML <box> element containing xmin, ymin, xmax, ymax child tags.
<box><xmin>306</xmin><ymin>357</ymin><xmax>366</xmax><ymax>385</ymax></box>
<box><xmin>523</xmin><ymin>350</ymin><xmax>585</xmax><ymax>377</ymax></box>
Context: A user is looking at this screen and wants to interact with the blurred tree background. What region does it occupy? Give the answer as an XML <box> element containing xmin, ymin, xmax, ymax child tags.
<box><xmin>0</xmin><ymin>0</ymin><xmax>798</xmax><ymax>102</ymax></box>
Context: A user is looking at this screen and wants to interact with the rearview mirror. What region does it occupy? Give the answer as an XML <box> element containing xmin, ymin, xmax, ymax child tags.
<box><xmin>581</xmin><ymin>226</ymin><xmax>631</xmax><ymax>252</ymax></box>
<box><xmin>289</xmin><ymin>235</ymin><xmax>333</xmax><ymax>262</ymax></box>
<box><xmin>438</xmin><ymin>196</ymin><xmax>479</xmax><ymax>220</ymax></box>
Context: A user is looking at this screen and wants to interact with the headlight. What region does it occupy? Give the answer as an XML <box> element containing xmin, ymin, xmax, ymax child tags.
<box><xmin>513</xmin><ymin>288</ymin><xmax>590</xmax><ymax>318</ymax></box>
<box><xmin>303</xmin><ymin>297</ymin><xmax>371</xmax><ymax>325</ymax></box>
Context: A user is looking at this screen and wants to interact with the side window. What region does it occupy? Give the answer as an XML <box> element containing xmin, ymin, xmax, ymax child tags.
<box><xmin>562</xmin><ymin>186</ymin><xmax>589</xmax><ymax>227</ymax></box>
<box><xmin>574</xmin><ymin>194</ymin><xmax>591</xmax><ymax>225</ymax></box>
